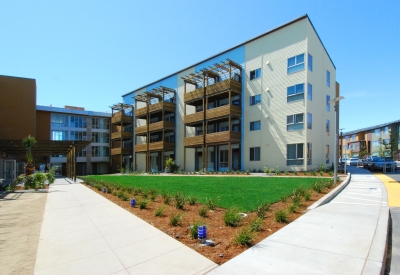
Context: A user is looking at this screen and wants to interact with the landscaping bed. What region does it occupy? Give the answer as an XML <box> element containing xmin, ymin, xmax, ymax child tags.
<box><xmin>82</xmin><ymin>175</ymin><xmax>342</xmax><ymax>265</ymax></box>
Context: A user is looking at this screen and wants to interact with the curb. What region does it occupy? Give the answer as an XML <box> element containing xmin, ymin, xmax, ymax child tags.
<box><xmin>307</xmin><ymin>173</ymin><xmax>351</xmax><ymax>211</ymax></box>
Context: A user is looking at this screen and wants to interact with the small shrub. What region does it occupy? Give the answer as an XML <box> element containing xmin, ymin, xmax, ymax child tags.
<box><xmin>142</xmin><ymin>190</ymin><xmax>149</xmax><ymax>199</ymax></box>
<box><xmin>292</xmin><ymin>194</ymin><xmax>301</xmax><ymax>205</ymax></box>
<box><xmin>139</xmin><ymin>200</ymin><xmax>148</xmax><ymax>209</ymax></box>
<box><xmin>233</xmin><ymin>228</ymin><xmax>254</xmax><ymax>247</ymax></box>
<box><xmin>154</xmin><ymin>206</ymin><xmax>165</xmax><ymax>217</ymax></box>
<box><xmin>275</xmin><ymin>166</ymin><xmax>280</xmax><ymax>175</ymax></box>
<box><xmin>311</xmin><ymin>170</ymin><xmax>316</xmax><ymax>176</ymax></box>
<box><xmin>120</xmin><ymin>192</ymin><xmax>129</xmax><ymax>201</ymax></box>
<box><xmin>319</xmin><ymin>171</ymin><xmax>324</xmax><ymax>176</ymax></box>
<box><xmin>304</xmin><ymin>191</ymin><xmax>311</xmax><ymax>201</ymax></box>
<box><xmin>284</xmin><ymin>170</ymin><xmax>289</xmax><ymax>175</ymax></box>
<box><xmin>280</xmin><ymin>193</ymin><xmax>289</xmax><ymax>202</ymax></box>
<box><xmin>189</xmin><ymin>220</ymin><xmax>202</xmax><ymax>239</ymax></box>
<box><xmin>303</xmin><ymin>170</ymin><xmax>307</xmax><ymax>176</ymax></box>
<box><xmin>255</xmin><ymin>201</ymin><xmax>270</xmax><ymax>219</ymax></box>
<box><xmin>312</xmin><ymin>181</ymin><xmax>324</xmax><ymax>193</ymax></box>
<box><xmin>162</xmin><ymin>193</ymin><xmax>172</xmax><ymax>205</ymax></box>
<box><xmin>275</xmin><ymin>209</ymin><xmax>289</xmax><ymax>223</ymax></box>
<box><xmin>205</xmin><ymin>198</ymin><xmax>217</xmax><ymax>210</ymax></box>
<box><xmin>174</xmin><ymin>192</ymin><xmax>186</xmax><ymax>209</ymax></box>
<box><xmin>249</xmin><ymin>218</ymin><xmax>263</xmax><ymax>232</ymax></box>
<box><xmin>328</xmin><ymin>171</ymin><xmax>333</xmax><ymax>177</ymax></box>
<box><xmin>170</xmin><ymin>212</ymin><xmax>183</xmax><ymax>226</ymax></box>
<box><xmin>223</xmin><ymin>207</ymin><xmax>242</xmax><ymax>227</ymax></box>
<box><xmin>293</xmin><ymin>170</ymin><xmax>298</xmax><ymax>176</ymax></box>
<box><xmin>199</xmin><ymin>206</ymin><xmax>208</xmax><ymax>217</ymax></box>
<box><xmin>263</xmin><ymin>166</ymin><xmax>269</xmax><ymax>173</ymax></box>
<box><xmin>325</xmin><ymin>180</ymin><xmax>334</xmax><ymax>189</ymax></box>
<box><xmin>288</xmin><ymin>202</ymin><xmax>298</xmax><ymax>213</ymax></box>
<box><xmin>149</xmin><ymin>189</ymin><xmax>158</xmax><ymax>201</ymax></box>
<box><xmin>187</xmin><ymin>196</ymin><xmax>197</xmax><ymax>205</ymax></box>
<box><xmin>268</xmin><ymin>168</ymin><xmax>274</xmax><ymax>174</ymax></box>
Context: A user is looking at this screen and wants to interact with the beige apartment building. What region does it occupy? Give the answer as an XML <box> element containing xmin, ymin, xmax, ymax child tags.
<box><xmin>116</xmin><ymin>15</ymin><xmax>339</xmax><ymax>172</ymax></box>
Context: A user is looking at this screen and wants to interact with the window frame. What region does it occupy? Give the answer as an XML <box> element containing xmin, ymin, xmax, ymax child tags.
<box><xmin>307</xmin><ymin>143</ymin><xmax>312</xmax><ymax>165</ymax></box>
<box><xmin>307</xmin><ymin>83</ymin><xmax>312</xmax><ymax>100</ymax></box>
<box><xmin>250</xmin><ymin>147</ymin><xmax>261</xmax><ymax>161</ymax></box>
<box><xmin>287</xmin><ymin>143</ymin><xmax>304</xmax><ymax>165</ymax></box>
<box><xmin>326</xmin><ymin>120</ymin><xmax>330</xmax><ymax>136</ymax></box>
<box><xmin>287</xmin><ymin>113</ymin><xmax>304</xmax><ymax>131</ymax></box>
<box><xmin>326</xmin><ymin>95</ymin><xmax>331</xmax><ymax>111</ymax></box>
<box><xmin>287</xmin><ymin>54</ymin><xmax>305</xmax><ymax>74</ymax></box>
<box><xmin>287</xmin><ymin>83</ymin><xmax>305</xmax><ymax>102</ymax></box>
<box><xmin>250</xmin><ymin>94</ymin><xmax>261</xmax><ymax>105</ymax></box>
<box><xmin>250</xmin><ymin>120</ymin><xmax>261</xmax><ymax>131</ymax></box>
<box><xmin>326</xmin><ymin>70</ymin><xmax>331</xmax><ymax>87</ymax></box>
<box><xmin>308</xmin><ymin>54</ymin><xmax>313</xmax><ymax>71</ymax></box>
<box><xmin>307</xmin><ymin>113</ymin><xmax>312</xmax><ymax>129</ymax></box>
<box><xmin>250</xmin><ymin>68</ymin><xmax>261</xmax><ymax>80</ymax></box>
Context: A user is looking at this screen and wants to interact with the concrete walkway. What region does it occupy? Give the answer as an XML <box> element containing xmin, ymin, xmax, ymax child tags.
<box><xmin>34</xmin><ymin>178</ymin><xmax>217</xmax><ymax>275</ymax></box>
<box><xmin>209</xmin><ymin>166</ymin><xmax>389</xmax><ymax>275</ymax></box>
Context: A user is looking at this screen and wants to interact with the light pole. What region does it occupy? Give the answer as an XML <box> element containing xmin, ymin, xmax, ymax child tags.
<box><xmin>330</xmin><ymin>96</ymin><xmax>345</xmax><ymax>186</ymax></box>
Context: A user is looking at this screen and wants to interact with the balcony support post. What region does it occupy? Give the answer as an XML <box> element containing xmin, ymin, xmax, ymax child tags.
<box><xmin>228</xmin><ymin>142</ymin><xmax>231</xmax><ymax>172</ymax></box>
<box><xmin>205</xmin><ymin>145</ymin><xmax>208</xmax><ymax>172</ymax></box>
<box><xmin>184</xmin><ymin>147</ymin><xmax>186</xmax><ymax>171</ymax></box>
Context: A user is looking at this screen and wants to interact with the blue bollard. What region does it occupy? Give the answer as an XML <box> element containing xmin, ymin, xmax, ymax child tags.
<box><xmin>198</xmin><ymin>225</ymin><xmax>206</xmax><ymax>242</ymax></box>
<box><xmin>103</xmin><ymin>187</ymin><xmax>107</xmax><ymax>193</ymax></box>
<box><xmin>130</xmin><ymin>198</ymin><xmax>136</xmax><ymax>207</ymax></box>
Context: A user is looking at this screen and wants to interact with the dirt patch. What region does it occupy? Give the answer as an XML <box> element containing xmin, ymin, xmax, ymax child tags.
<box><xmin>84</xmin><ymin>177</ymin><xmax>342</xmax><ymax>265</ymax></box>
<box><xmin>0</xmin><ymin>191</ymin><xmax>48</xmax><ymax>274</ymax></box>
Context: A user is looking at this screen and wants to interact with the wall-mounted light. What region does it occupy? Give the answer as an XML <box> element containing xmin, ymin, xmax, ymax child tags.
<box><xmin>266</xmin><ymin>88</ymin><xmax>270</xmax><ymax>92</ymax></box>
<box><xmin>266</xmin><ymin>61</ymin><xmax>270</xmax><ymax>65</ymax></box>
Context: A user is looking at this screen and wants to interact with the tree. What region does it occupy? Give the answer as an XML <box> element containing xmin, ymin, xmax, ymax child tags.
<box><xmin>22</xmin><ymin>135</ymin><xmax>36</xmax><ymax>175</ymax></box>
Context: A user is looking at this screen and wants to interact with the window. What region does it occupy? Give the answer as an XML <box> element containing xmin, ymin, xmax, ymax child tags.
<box><xmin>92</xmin><ymin>132</ymin><xmax>109</xmax><ymax>143</ymax></box>
<box><xmin>326</xmin><ymin>120</ymin><xmax>330</xmax><ymax>136</ymax></box>
<box><xmin>351</xmin><ymin>134</ymin><xmax>356</xmax><ymax>140</ymax></box>
<box><xmin>287</xmin><ymin>83</ymin><xmax>304</xmax><ymax>102</ymax></box>
<box><xmin>51</xmin><ymin>114</ymin><xmax>68</xmax><ymax>127</ymax></box>
<box><xmin>372</xmin><ymin>140</ymin><xmax>380</xmax><ymax>147</ymax></box>
<box><xmin>326</xmin><ymin>145</ymin><xmax>330</xmax><ymax>164</ymax></box>
<box><xmin>383</xmin><ymin>126</ymin><xmax>389</xmax><ymax>134</ymax></box>
<box><xmin>307</xmin><ymin>113</ymin><xmax>312</xmax><ymax>129</ymax></box>
<box><xmin>307</xmin><ymin>143</ymin><xmax>312</xmax><ymax>165</ymax></box>
<box><xmin>287</xmin><ymin>54</ymin><xmax>305</xmax><ymax>74</ymax></box>
<box><xmin>51</xmin><ymin>130</ymin><xmax>68</xmax><ymax>141</ymax></box>
<box><xmin>345</xmin><ymin>135</ymin><xmax>350</xmax><ymax>142</ymax></box>
<box><xmin>70</xmin><ymin>131</ymin><xmax>87</xmax><ymax>141</ymax></box>
<box><xmin>250</xmin><ymin>94</ymin><xmax>261</xmax><ymax>105</ymax></box>
<box><xmin>287</xmin><ymin>143</ymin><xmax>304</xmax><ymax>165</ymax></box>
<box><xmin>374</xmin><ymin>129</ymin><xmax>380</xmax><ymax>136</ymax></box>
<box><xmin>307</xmin><ymin>83</ymin><xmax>312</xmax><ymax>100</ymax></box>
<box><xmin>92</xmin><ymin>118</ymin><xmax>110</xmax><ymax>129</ymax></box>
<box><xmin>250</xmin><ymin>121</ymin><xmax>261</xmax><ymax>131</ymax></box>
<box><xmin>220</xmin><ymin>150</ymin><xmax>228</xmax><ymax>168</ymax></box>
<box><xmin>287</xmin><ymin>113</ymin><xmax>304</xmax><ymax>131</ymax></box>
<box><xmin>250</xmin><ymin>147</ymin><xmax>260</xmax><ymax>161</ymax></box>
<box><xmin>92</xmin><ymin>146</ymin><xmax>109</xmax><ymax>157</ymax></box>
<box><xmin>77</xmin><ymin>147</ymin><xmax>87</xmax><ymax>157</ymax></box>
<box><xmin>70</xmin><ymin>116</ymin><xmax>87</xmax><ymax>128</ymax></box>
<box><xmin>308</xmin><ymin>54</ymin><xmax>313</xmax><ymax>71</ymax></box>
<box><xmin>250</xmin><ymin>68</ymin><xmax>261</xmax><ymax>80</ymax></box>
<box><xmin>326</xmin><ymin>95</ymin><xmax>331</xmax><ymax>111</ymax></box>
<box><xmin>326</xmin><ymin>70</ymin><xmax>331</xmax><ymax>87</ymax></box>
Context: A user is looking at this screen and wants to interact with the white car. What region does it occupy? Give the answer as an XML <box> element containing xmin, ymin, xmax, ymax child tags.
<box><xmin>346</xmin><ymin>158</ymin><xmax>361</xmax><ymax>166</ymax></box>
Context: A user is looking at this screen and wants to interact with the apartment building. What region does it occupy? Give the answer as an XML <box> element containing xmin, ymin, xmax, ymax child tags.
<box><xmin>118</xmin><ymin>14</ymin><xmax>339</xmax><ymax>172</ymax></box>
<box><xmin>341</xmin><ymin>120</ymin><xmax>400</xmax><ymax>159</ymax></box>
<box><xmin>37</xmin><ymin>105</ymin><xmax>111</xmax><ymax>175</ymax></box>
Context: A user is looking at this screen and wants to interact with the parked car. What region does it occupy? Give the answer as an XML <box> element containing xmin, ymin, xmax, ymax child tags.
<box><xmin>363</xmin><ymin>156</ymin><xmax>374</xmax><ymax>168</ymax></box>
<box><xmin>346</xmin><ymin>157</ymin><xmax>361</xmax><ymax>166</ymax></box>
<box><xmin>367</xmin><ymin>157</ymin><xmax>397</xmax><ymax>171</ymax></box>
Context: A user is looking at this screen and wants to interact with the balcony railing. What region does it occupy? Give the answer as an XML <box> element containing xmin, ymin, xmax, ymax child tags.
<box><xmin>184</xmin><ymin>88</ymin><xmax>204</xmax><ymax>104</ymax></box>
<box><xmin>135</xmin><ymin>102</ymin><xmax>175</xmax><ymax>117</ymax></box>
<box><xmin>206</xmin><ymin>105</ymin><xmax>241</xmax><ymax>120</ymax></box>
<box><xmin>134</xmin><ymin>144</ymin><xmax>147</xmax><ymax>152</ymax></box>
<box><xmin>111</xmin><ymin>131</ymin><xmax>133</xmax><ymax>140</ymax></box>
<box><xmin>184</xmin><ymin>79</ymin><xmax>242</xmax><ymax>104</ymax></box>
<box><xmin>111</xmin><ymin>112</ymin><xmax>133</xmax><ymax>125</ymax></box>
<box><xmin>206</xmin><ymin>131</ymin><xmax>241</xmax><ymax>144</ymax></box>
<box><xmin>183</xmin><ymin>136</ymin><xmax>204</xmax><ymax>147</ymax></box>
<box><xmin>135</xmin><ymin>121</ymin><xmax>175</xmax><ymax>135</ymax></box>
<box><xmin>135</xmin><ymin>125</ymin><xmax>147</xmax><ymax>135</ymax></box>
<box><xmin>149</xmin><ymin>141</ymin><xmax>175</xmax><ymax>151</ymax></box>
<box><xmin>111</xmin><ymin>148</ymin><xmax>132</xmax><ymax>155</ymax></box>
<box><xmin>184</xmin><ymin>111</ymin><xmax>204</xmax><ymax>125</ymax></box>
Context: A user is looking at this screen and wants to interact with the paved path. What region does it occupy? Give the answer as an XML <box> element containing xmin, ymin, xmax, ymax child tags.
<box><xmin>209</xmin><ymin>167</ymin><xmax>389</xmax><ymax>275</ymax></box>
<box><xmin>34</xmin><ymin>179</ymin><xmax>217</xmax><ymax>275</ymax></box>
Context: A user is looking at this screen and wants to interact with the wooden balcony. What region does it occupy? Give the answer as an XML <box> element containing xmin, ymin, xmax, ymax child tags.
<box><xmin>111</xmin><ymin>112</ymin><xmax>133</xmax><ymax>125</ymax></box>
<box><xmin>149</xmin><ymin>141</ymin><xmax>175</xmax><ymax>151</ymax></box>
<box><xmin>184</xmin><ymin>88</ymin><xmax>204</xmax><ymax>104</ymax></box>
<box><xmin>206</xmin><ymin>79</ymin><xmax>242</xmax><ymax>97</ymax></box>
<box><xmin>184</xmin><ymin>111</ymin><xmax>204</xmax><ymax>125</ymax></box>
<box><xmin>111</xmin><ymin>131</ymin><xmax>133</xmax><ymax>140</ymax></box>
<box><xmin>135</xmin><ymin>125</ymin><xmax>147</xmax><ymax>135</ymax></box>
<box><xmin>206</xmin><ymin>131</ymin><xmax>241</xmax><ymax>145</ymax></box>
<box><xmin>206</xmin><ymin>105</ymin><xmax>241</xmax><ymax>121</ymax></box>
<box><xmin>149</xmin><ymin>121</ymin><xmax>175</xmax><ymax>132</ymax></box>
<box><xmin>111</xmin><ymin>148</ymin><xmax>132</xmax><ymax>156</ymax></box>
<box><xmin>135</xmin><ymin>102</ymin><xmax>175</xmax><ymax>118</ymax></box>
<box><xmin>134</xmin><ymin>144</ymin><xmax>147</xmax><ymax>153</ymax></box>
<box><xmin>184</xmin><ymin>136</ymin><xmax>204</xmax><ymax>147</ymax></box>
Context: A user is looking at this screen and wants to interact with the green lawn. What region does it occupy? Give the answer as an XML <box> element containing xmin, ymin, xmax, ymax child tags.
<box><xmin>84</xmin><ymin>175</ymin><xmax>330</xmax><ymax>211</ymax></box>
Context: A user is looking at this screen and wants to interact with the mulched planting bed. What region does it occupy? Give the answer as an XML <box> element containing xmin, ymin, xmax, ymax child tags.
<box><xmin>84</xmin><ymin>177</ymin><xmax>342</xmax><ymax>265</ymax></box>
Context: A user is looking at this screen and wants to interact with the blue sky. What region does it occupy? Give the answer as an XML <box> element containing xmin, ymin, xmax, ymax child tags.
<box><xmin>1</xmin><ymin>0</ymin><xmax>399</xmax><ymax>133</ymax></box>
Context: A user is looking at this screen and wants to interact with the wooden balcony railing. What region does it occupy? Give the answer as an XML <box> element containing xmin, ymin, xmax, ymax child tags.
<box><xmin>183</xmin><ymin>136</ymin><xmax>204</xmax><ymax>147</ymax></box>
<box><xmin>149</xmin><ymin>141</ymin><xmax>175</xmax><ymax>151</ymax></box>
<box><xmin>111</xmin><ymin>112</ymin><xmax>133</xmax><ymax>125</ymax></box>
<box><xmin>134</xmin><ymin>144</ymin><xmax>147</xmax><ymax>153</ymax></box>
<box><xmin>135</xmin><ymin>102</ymin><xmax>175</xmax><ymax>117</ymax></box>
<box><xmin>184</xmin><ymin>111</ymin><xmax>204</xmax><ymax>125</ymax></box>
<box><xmin>135</xmin><ymin>125</ymin><xmax>147</xmax><ymax>135</ymax></box>
<box><xmin>206</xmin><ymin>105</ymin><xmax>241</xmax><ymax>120</ymax></box>
<box><xmin>206</xmin><ymin>79</ymin><xmax>242</xmax><ymax>97</ymax></box>
<box><xmin>206</xmin><ymin>131</ymin><xmax>241</xmax><ymax>144</ymax></box>
<box><xmin>149</xmin><ymin>121</ymin><xmax>175</xmax><ymax>132</ymax></box>
<box><xmin>111</xmin><ymin>131</ymin><xmax>133</xmax><ymax>140</ymax></box>
<box><xmin>184</xmin><ymin>88</ymin><xmax>204</xmax><ymax>104</ymax></box>
<box><xmin>111</xmin><ymin>148</ymin><xmax>132</xmax><ymax>155</ymax></box>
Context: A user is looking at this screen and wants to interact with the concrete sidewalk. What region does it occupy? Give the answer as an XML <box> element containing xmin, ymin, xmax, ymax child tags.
<box><xmin>209</xmin><ymin>167</ymin><xmax>389</xmax><ymax>275</ymax></box>
<box><xmin>34</xmin><ymin>178</ymin><xmax>217</xmax><ymax>275</ymax></box>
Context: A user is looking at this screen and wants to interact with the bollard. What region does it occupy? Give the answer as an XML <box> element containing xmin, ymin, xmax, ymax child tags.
<box><xmin>130</xmin><ymin>198</ymin><xmax>136</xmax><ymax>207</ymax></box>
<box><xmin>103</xmin><ymin>187</ymin><xmax>107</xmax><ymax>193</ymax></box>
<box><xmin>198</xmin><ymin>225</ymin><xmax>206</xmax><ymax>243</ymax></box>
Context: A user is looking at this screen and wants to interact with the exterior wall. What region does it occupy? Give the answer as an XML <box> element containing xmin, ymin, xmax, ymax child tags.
<box><xmin>0</xmin><ymin>75</ymin><xmax>36</xmax><ymax>139</ymax></box>
<box><xmin>36</xmin><ymin>111</ymin><xmax>51</xmax><ymax>140</ymax></box>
